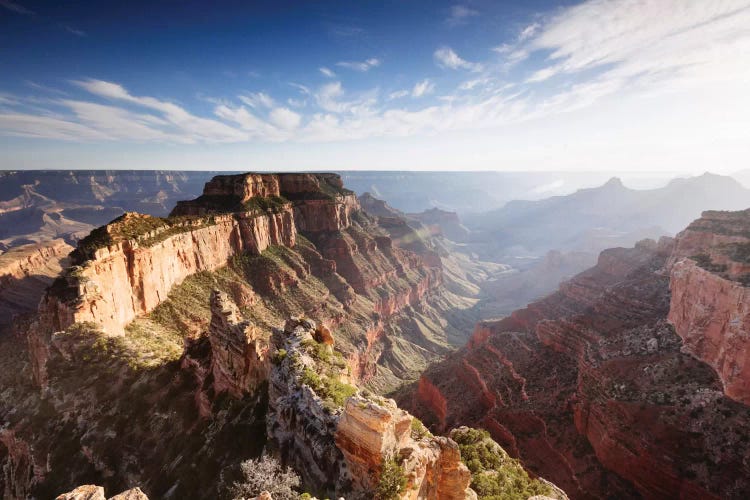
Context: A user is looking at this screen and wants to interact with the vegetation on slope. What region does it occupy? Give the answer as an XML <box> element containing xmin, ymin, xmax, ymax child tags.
<box><xmin>451</xmin><ymin>427</ymin><xmax>555</xmax><ymax>500</ymax></box>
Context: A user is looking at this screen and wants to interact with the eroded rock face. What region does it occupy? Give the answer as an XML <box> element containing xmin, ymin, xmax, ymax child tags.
<box><xmin>203</xmin><ymin>173</ymin><xmax>280</xmax><ymax>201</ymax></box>
<box><xmin>667</xmin><ymin>210</ymin><xmax>750</xmax><ymax>405</ymax></box>
<box><xmin>39</xmin><ymin>211</ymin><xmax>296</xmax><ymax>338</ymax></box>
<box><xmin>55</xmin><ymin>485</ymin><xmax>106</xmax><ymax>500</ymax></box>
<box><xmin>208</xmin><ymin>290</ymin><xmax>269</xmax><ymax>398</ymax></box>
<box><xmin>404</xmin><ymin>235</ymin><xmax>750</xmax><ymax>499</ymax></box>
<box><xmin>0</xmin><ymin>239</ymin><xmax>72</xmax><ymax>329</ymax></box>
<box><xmin>267</xmin><ymin>318</ymin><xmax>474</xmax><ymax>499</ymax></box>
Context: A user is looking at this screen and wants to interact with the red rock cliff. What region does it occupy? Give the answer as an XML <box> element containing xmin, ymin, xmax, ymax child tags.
<box><xmin>404</xmin><ymin>233</ymin><xmax>750</xmax><ymax>499</ymax></box>
<box><xmin>667</xmin><ymin>210</ymin><xmax>750</xmax><ymax>405</ymax></box>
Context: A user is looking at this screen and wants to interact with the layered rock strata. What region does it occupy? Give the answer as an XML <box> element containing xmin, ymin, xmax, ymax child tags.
<box><xmin>0</xmin><ymin>239</ymin><xmax>72</xmax><ymax>330</ymax></box>
<box><xmin>667</xmin><ymin>210</ymin><xmax>750</xmax><ymax>404</ymax></box>
<box><xmin>405</xmin><ymin>233</ymin><xmax>750</xmax><ymax>499</ymax></box>
<box><xmin>208</xmin><ymin>290</ymin><xmax>269</xmax><ymax>398</ymax></box>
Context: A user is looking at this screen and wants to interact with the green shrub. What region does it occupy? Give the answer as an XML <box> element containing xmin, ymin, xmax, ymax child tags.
<box><xmin>376</xmin><ymin>458</ymin><xmax>407</xmax><ymax>500</ymax></box>
<box><xmin>452</xmin><ymin>427</ymin><xmax>553</xmax><ymax>500</ymax></box>
<box><xmin>410</xmin><ymin>417</ymin><xmax>432</xmax><ymax>440</ymax></box>
<box><xmin>300</xmin><ymin>367</ymin><xmax>357</xmax><ymax>408</ymax></box>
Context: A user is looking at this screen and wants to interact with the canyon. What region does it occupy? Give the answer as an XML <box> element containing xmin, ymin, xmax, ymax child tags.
<box><xmin>402</xmin><ymin>211</ymin><xmax>750</xmax><ymax>499</ymax></box>
<box><xmin>2</xmin><ymin>170</ymin><xmax>750</xmax><ymax>499</ymax></box>
<box><xmin>1</xmin><ymin>172</ymin><xmax>508</xmax><ymax>499</ymax></box>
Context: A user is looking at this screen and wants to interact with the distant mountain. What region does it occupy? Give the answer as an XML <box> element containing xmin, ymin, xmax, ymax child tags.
<box><xmin>0</xmin><ymin>170</ymin><xmax>218</xmax><ymax>250</ymax></box>
<box><xmin>341</xmin><ymin>170</ymin><xmax>672</xmax><ymax>214</ymax></box>
<box><xmin>464</xmin><ymin>173</ymin><xmax>750</xmax><ymax>257</ymax></box>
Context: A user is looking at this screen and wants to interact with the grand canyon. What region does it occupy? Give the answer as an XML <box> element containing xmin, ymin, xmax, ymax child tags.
<box><xmin>3</xmin><ymin>1</ymin><xmax>750</xmax><ymax>498</ymax></box>
<box><xmin>0</xmin><ymin>169</ymin><xmax>748</xmax><ymax>500</ymax></box>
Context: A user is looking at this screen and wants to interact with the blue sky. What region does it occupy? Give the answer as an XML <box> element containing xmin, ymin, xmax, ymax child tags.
<box><xmin>1</xmin><ymin>0</ymin><xmax>749</xmax><ymax>172</ymax></box>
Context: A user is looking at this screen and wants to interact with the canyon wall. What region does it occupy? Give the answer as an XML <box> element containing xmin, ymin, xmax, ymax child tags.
<box><xmin>405</xmin><ymin>228</ymin><xmax>750</xmax><ymax>499</ymax></box>
<box><xmin>0</xmin><ymin>239</ymin><xmax>73</xmax><ymax>329</ymax></box>
<box><xmin>266</xmin><ymin>316</ymin><xmax>475</xmax><ymax>499</ymax></box>
<box><xmin>40</xmin><ymin>211</ymin><xmax>296</xmax><ymax>337</ymax></box>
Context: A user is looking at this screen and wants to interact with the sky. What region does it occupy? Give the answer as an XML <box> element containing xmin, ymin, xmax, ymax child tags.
<box><xmin>0</xmin><ymin>0</ymin><xmax>749</xmax><ymax>172</ymax></box>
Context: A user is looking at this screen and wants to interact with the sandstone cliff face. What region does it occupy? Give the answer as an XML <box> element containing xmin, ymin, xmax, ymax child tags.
<box><xmin>267</xmin><ymin>317</ymin><xmax>474</xmax><ymax>499</ymax></box>
<box><xmin>208</xmin><ymin>290</ymin><xmax>269</xmax><ymax>398</ymax></box>
<box><xmin>667</xmin><ymin>210</ymin><xmax>750</xmax><ymax>405</ymax></box>
<box><xmin>39</xmin><ymin>211</ymin><xmax>295</xmax><ymax>338</ymax></box>
<box><xmin>405</xmin><ymin>235</ymin><xmax>750</xmax><ymax>499</ymax></box>
<box><xmin>0</xmin><ymin>239</ymin><xmax>72</xmax><ymax>329</ymax></box>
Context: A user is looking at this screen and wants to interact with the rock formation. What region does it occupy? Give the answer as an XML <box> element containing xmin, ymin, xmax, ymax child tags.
<box><xmin>0</xmin><ymin>239</ymin><xmax>72</xmax><ymax>331</ymax></box>
<box><xmin>208</xmin><ymin>290</ymin><xmax>269</xmax><ymax>398</ymax></box>
<box><xmin>404</xmin><ymin>226</ymin><xmax>750</xmax><ymax>499</ymax></box>
<box><xmin>266</xmin><ymin>316</ymin><xmax>476</xmax><ymax>499</ymax></box>
<box><xmin>55</xmin><ymin>485</ymin><xmax>148</xmax><ymax>500</ymax></box>
<box><xmin>5</xmin><ymin>172</ymin><xmax>486</xmax><ymax>499</ymax></box>
<box><xmin>667</xmin><ymin>209</ymin><xmax>750</xmax><ymax>404</ymax></box>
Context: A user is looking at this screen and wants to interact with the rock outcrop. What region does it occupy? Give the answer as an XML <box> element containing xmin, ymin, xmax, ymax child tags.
<box><xmin>667</xmin><ymin>210</ymin><xmax>750</xmax><ymax>404</ymax></box>
<box><xmin>404</xmin><ymin>230</ymin><xmax>750</xmax><ymax>499</ymax></box>
<box><xmin>208</xmin><ymin>290</ymin><xmax>269</xmax><ymax>398</ymax></box>
<box><xmin>55</xmin><ymin>485</ymin><xmax>148</xmax><ymax>500</ymax></box>
<box><xmin>267</xmin><ymin>317</ymin><xmax>475</xmax><ymax>499</ymax></box>
<box><xmin>39</xmin><ymin>210</ymin><xmax>296</xmax><ymax>338</ymax></box>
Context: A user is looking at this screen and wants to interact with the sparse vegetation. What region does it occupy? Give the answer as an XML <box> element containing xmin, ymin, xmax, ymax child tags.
<box><xmin>691</xmin><ymin>253</ymin><xmax>728</xmax><ymax>273</ymax></box>
<box><xmin>273</xmin><ymin>348</ymin><xmax>288</xmax><ymax>365</ymax></box>
<box><xmin>300</xmin><ymin>366</ymin><xmax>357</xmax><ymax>408</ymax></box>
<box><xmin>451</xmin><ymin>427</ymin><xmax>554</xmax><ymax>500</ymax></box>
<box><xmin>410</xmin><ymin>417</ymin><xmax>432</xmax><ymax>440</ymax></box>
<box><xmin>72</xmin><ymin>213</ymin><xmax>211</xmax><ymax>263</ymax></box>
<box><xmin>375</xmin><ymin>457</ymin><xmax>407</xmax><ymax>500</ymax></box>
<box><xmin>228</xmin><ymin>455</ymin><xmax>300</xmax><ymax>500</ymax></box>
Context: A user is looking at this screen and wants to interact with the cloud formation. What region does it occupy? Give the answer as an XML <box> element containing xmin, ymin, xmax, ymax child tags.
<box><xmin>336</xmin><ymin>58</ymin><xmax>381</xmax><ymax>72</ymax></box>
<box><xmin>434</xmin><ymin>47</ymin><xmax>483</xmax><ymax>72</ymax></box>
<box><xmin>1</xmin><ymin>0</ymin><xmax>749</xmax><ymax>156</ymax></box>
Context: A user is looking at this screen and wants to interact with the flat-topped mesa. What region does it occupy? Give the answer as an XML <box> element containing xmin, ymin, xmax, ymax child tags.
<box><xmin>171</xmin><ymin>172</ymin><xmax>360</xmax><ymax>232</ymax></box>
<box><xmin>203</xmin><ymin>173</ymin><xmax>280</xmax><ymax>200</ymax></box>
<box><xmin>667</xmin><ymin>208</ymin><xmax>750</xmax><ymax>404</ymax></box>
<box><xmin>278</xmin><ymin>173</ymin><xmax>360</xmax><ymax>233</ymax></box>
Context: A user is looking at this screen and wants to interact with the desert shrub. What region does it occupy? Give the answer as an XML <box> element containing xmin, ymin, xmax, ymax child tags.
<box><xmin>376</xmin><ymin>458</ymin><xmax>407</xmax><ymax>500</ymax></box>
<box><xmin>410</xmin><ymin>417</ymin><xmax>432</xmax><ymax>440</ymax></box>
<box><xmin>452</xmin><ymin>427</ymin><xmax>553</xmax><ymax>500</ymax></box>
<box><xmin>300</xmin><ymin>366</ymin><xmax>356</xmax><ymax>408</ymax></box>
<box><xmin>228</xmin><ymin>455</ymin><xmax>300</xmax><ymax>500</ymax></box>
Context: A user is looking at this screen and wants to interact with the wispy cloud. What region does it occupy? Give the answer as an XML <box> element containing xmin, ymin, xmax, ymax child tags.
<box><xmin>319</xmin><ymin>67</ymin><xmax>336</xmax><ymax>78</ymax></box>
<box><xmin>0</xmin><ymin>0</ymin><xmax>34</xmax><ymax>15</ymax></box>
<box><xmin>434</xmin><ymin>47</ymin><xmax>483</xmax><ymax>72</ymax></box>
<box><xmin>446</xmin><ymin>5</ymin><xmax>478</xmax><ymax>27</ymax></box>
<box><xmin>64</xmin><ymin>26</ymin><xmax>86</xmax><ymax>37</ymax></box>
<box><xmin>336</xmin><ymin>58</ymin><xmax>380</xmax><ymax>72</ymax></box>
<box><xmin>2</xmin><ymin>0</ymin><xmax>749</xmax><ymax>152</ymax></box>
<box><xmin>411</xmin><ymin>79</ymin><xmax>435</xmax><ymax>98</ymax></box>
<box><xmin>239</xmin><ymin>92</ymin><xmax>275</xmax><ymax>109</ymax></box>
